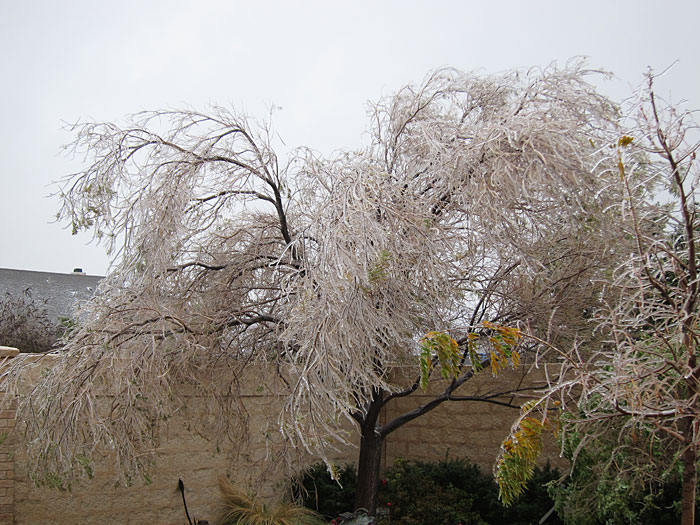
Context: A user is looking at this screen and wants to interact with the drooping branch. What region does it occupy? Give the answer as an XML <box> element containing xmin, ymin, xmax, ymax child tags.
<box><xmin>2</xmin><ymin>62</ymin><xmax>631</xmax><ymax>493</ymax></box>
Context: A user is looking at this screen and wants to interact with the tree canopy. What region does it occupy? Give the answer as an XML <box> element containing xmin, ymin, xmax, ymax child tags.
<box><xmin>2</xmin><ymin>62</ymin><xmax>629</xmax><ymax>507</ymax></box>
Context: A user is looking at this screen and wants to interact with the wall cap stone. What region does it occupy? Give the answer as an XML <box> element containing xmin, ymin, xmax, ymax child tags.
<box><xmin>0</xmin><ymin>348</ymin><xmax>19</xmax><ymax>358</ymax></box>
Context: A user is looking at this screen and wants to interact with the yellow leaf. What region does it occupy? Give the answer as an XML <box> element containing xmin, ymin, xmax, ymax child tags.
<box><xmin>618</xmin><ymin>135</ymin><xmax>634</xmax><ymax>148</ymax></box>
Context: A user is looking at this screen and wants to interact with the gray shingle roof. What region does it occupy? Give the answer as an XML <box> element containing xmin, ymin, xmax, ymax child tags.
<box><xmin>0</xmin><ymin>268</ymin><xmax>103</xmax><ymax>322</ymax></box>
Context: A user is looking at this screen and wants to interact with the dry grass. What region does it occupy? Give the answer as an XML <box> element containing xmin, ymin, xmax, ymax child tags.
<box><xmin>217</xmin><ymin>477</ymin><xmax>325</xmax><ymax>525</ymax></box>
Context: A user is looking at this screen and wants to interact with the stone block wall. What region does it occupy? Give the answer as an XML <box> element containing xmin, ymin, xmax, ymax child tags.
<box><xmin>6</xmin><ymin>359</ymin><xmax>356</xmax><ymax>524</ymax></box>
<box><xmin>12</xmin><ymin>422</ymin><xmax>229</xmax><ymax>524</ymax></box>
<box><xmin>0</xmin><ymin>347</ymin><xmax>19</xmax><ymax>525</ymax></box>
<box><xmin>380</xmin><ymin>367</ymin><xmax>562</xmax><ymax>474</ymax></box>
<box><xmin>0</xmin><ymin>350</ymin><xmax>560</xmax><ymax>524</ymax></box>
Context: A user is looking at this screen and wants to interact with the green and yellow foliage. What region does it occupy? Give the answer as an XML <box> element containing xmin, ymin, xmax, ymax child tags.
<box><xmin>419</xmin><ymin>322</ymin><xmax>522</xmax><ymax>391</ymax></box>
<box><xmin>495</xmin><ymin>401</ymin><xmax>559</xmax><ymax>506</ymax></box>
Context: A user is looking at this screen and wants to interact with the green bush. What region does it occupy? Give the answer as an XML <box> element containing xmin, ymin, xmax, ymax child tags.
<box><xmin>294</xmin><ymin>463</ymin><xmax>358</xmax><ymax>520</ymax></box>
<box><xmin>376</xmin><ymin>457</ymin><xmax>486</xmax><ymax>525</ymax></box>
<box><xmin>377</xmin><ymin>457</ymin><xmax>562</xmax><ymax>525</ymax></box>
<box><xmin>296</xmin><ymin>457</ymin><xmax>562</xmax><ymax>525</ymax></box>
<box><xmin>552</xmin><ymin>421</ymin><xmax>694</xmax><ymax>524</ymax></box>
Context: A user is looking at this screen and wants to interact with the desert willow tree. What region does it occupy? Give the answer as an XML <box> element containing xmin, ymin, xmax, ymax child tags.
<box><xmin>1</xmin><ymin>63</ymin><xmax>622</xmax><ymax>512</ymax></box>
<box><xmin>496</xmin><ymin>73</ymin><xmax>700</xmax><ymax>525</ymax></box>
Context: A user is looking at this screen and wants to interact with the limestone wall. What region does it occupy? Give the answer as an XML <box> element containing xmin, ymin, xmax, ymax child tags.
<box><xmin>4</xmin><ymin>352</ymin><xmax>355</xmax><ymax>524</ymax></box>
<box><xmin>0</xmin><ymin>348</ymin><xmax>560</xmax><ymax>524</ymax></box>
<box><xmin>380</xmin><ymin>367</ymin><xmax>563</xmax><ymax>474</ymax></box>
<box><xmin>0</xmin><ymin>347</ymin><xmax>17</xmax><ymax>525</ymax></box>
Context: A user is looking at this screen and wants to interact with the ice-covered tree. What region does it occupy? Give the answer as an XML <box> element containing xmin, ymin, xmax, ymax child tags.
<box><xmin>496</xmin><ymin>71</ymin><xmax>700</xmax><ymax>525</ymax></box>
<box><xmin>3</xmin><ymin>62</ymin><xmax>625</xmax><ymax>512</ymax></box>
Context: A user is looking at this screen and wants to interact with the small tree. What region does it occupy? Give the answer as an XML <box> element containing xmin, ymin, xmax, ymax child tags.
<box><xmin>496</xmin><ymin>71</ymin><xmax>700</xmax><ymax>525</ymax></box>
<box><xmin>0</xmin><ymin>289</ymin><xmax>62</xmax><ymax>353</ymax></box>
<box><xmin>2</xmin><ymin>62</ymin><xmax>626</xmax><ymax>512</ymax></box>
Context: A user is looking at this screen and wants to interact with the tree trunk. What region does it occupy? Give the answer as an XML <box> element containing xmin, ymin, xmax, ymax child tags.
<box><xmin>354</xmin><ymin>388</ymin><xmax>385</xmax><ymax>515</ymax></box>
<box><xmin>351</xmin><ymin>372</ymin><xmax>487</xmax><ymax>514</ymax></box>
<box><xmin>681</xmin><ymin>439</ymin><xmax>697</xmax><ymax>525</ymax></box>
<box><xmin>681</xmin><ymin>323</ymin><xmax>698</xmax><ymax>525</ymax></box>
<box><xmin>354</xmin><ymin>425</ymin><xmax>384</xmax><ymax>515</ymax></box>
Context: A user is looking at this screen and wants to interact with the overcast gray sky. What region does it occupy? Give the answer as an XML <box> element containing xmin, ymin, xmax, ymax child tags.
<box><xmin>1</xmin><ymin>0</ymin><xmax>698</xmax><ymax>276</ymax></box>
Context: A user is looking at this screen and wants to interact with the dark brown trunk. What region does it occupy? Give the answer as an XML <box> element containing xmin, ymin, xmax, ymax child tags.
<box><xmin>354</xmin><ymin>388</ymin><xmax>385</xmax><ymax>515</ymax></box>
<box><xmin>354</xmin><ymin>426</ymin><xmax>383</xmax><ymax>514</ymax></box>
<box><xmin>351</xmin><ymin>370</ymin><xmax>487</xmax><ymax>514</ymax></box>
<box><xmin>681</xmin><ymin>433</ymin><xmax>697</xmax><ymax>525</ymax></box>
<box><xmin>681</xmin><ymin>321</ymin><xmax>698</xmax><ymax>525</ymax></box>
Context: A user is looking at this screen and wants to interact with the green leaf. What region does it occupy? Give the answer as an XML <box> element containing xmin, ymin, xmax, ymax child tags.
<box><xmin>419</xmin><ymin>331</ymin><xmax>460</xmax><ymax>390</ymax></box>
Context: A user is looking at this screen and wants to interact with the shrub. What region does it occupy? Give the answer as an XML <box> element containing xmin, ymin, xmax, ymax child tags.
<box><xmin>0</xmin><ymin>289</ymin><xmax>62</xmax><ymax>352</ymax></box>
<box><xmin>294</xmin><ymin>463</ymin><xmax>358</xmax><ymax>520</ymax></box>
<box><xmin>296</xmin><ymin>457</ymin><xmax>562</xmax><ymax>525</ymax></box>
<box><xmin>551</xmin><ymin>423</ymin><xmax>695</xmax><ymax>524</ymax></box>
<box><xmin>378</xmin><ymin>457</ymin><xmax>562</xmax><ymax>525</ymax></box>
